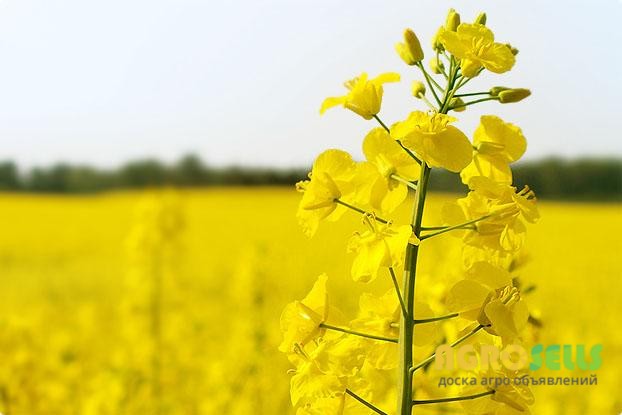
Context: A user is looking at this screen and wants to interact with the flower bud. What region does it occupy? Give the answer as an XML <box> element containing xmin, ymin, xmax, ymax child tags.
<box><xmin>411</xmin><ymin>81</ymin><xmax>426</xmax><ymax>98</ymax></box>
<box><xmin>431</xmin><ymin>27</ymin><xmax>445</xmax><ymax>52</ymax></box>
<box><xmin>445</xmin><ymin>9</ymin><xmax>461</xmax><ymax>32</ymax></box>
<box><xmin>450</xmin><ymin>97</ymin><xmax>466</xmax><ymax>112</ymax></box>
<box><xmin>489</xmin><ymin>86</ymin><xmax>510</xmax><ymax>96</ymax></box>
<box><xmin>506</xmin><ymin>43</ymin><xmax>519</xmax><ymax>56</ymax></box>
<box><xmin>474</xmin><ymin>12</ymin><xmax>487</xmax><ymax>25</ymax></box>
<box><xmin>395</xmin><ymin>28</ymin><xmax>424</xmax><ymax>65</ymax></box>
<box><xmin>429</xmin><ymin>57</ymin><xmax>445</xmax><ymax>74</ymax></box>
<box><xmin>498</xmin><ymin>88</ymin><xmax>531</xmax><ymax>103</ymax></box>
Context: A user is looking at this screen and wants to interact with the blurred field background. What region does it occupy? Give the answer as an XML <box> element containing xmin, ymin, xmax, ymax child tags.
<box><xmin>0</xmin><ymin>186</ymin><xmax>620</xmax><ymax>414</ymax></box>
<box><xmin>1</xmin><ymin>0</ymin><xmax>621</xmax><ymax>413</ymax></box>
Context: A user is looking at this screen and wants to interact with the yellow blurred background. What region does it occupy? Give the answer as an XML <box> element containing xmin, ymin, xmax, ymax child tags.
<box><xmin>0</xmin><ymin>188</ymin><xmax>619</xmax><ymax>414</ymax></box>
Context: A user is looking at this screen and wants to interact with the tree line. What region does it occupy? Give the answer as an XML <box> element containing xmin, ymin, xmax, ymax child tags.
<box><xmin>0</xmin><ymin>155</ymin><xmax>619</xmax><ymax>201</ymax></box>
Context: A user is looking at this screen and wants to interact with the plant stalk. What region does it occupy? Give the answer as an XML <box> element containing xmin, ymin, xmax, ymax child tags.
<box><xmin>396</xmin><ymin>163</ymin><xmax>430</xmax><ymax>414</ymax></box>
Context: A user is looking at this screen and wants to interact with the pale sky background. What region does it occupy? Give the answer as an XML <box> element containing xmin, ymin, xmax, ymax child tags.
<box><xmin>0</xmin><ymin>0</ymin><xmax>620</xmax><ymax>169</ymax></box>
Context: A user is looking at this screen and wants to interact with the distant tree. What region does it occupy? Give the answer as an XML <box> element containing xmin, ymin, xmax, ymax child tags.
<box><xmin>118</xmin><ymin>159</ymin><xmax>169</xmax><ymax>187</ymax></box>
<box><xmin>174</xmin><ymin>154</ymin><xmax>209</xmax><ymax>186</ymax></box>
<box><xmin>0</xmin><ymin>161</ymin><xmax>20</xmax><ymax>190</ymax></box>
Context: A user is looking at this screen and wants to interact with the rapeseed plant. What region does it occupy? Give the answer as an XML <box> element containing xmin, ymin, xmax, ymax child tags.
<box><xmin>282</xmin><ymin>9</ymin><xmax>539</xmax><ymax>415</ymax></box>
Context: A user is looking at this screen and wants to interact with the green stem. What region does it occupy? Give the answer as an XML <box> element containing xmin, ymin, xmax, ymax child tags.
<box><xmin>458</xmin><ymin>96</ymin><xmax>499</xmax><ymax>107</ymax></box>
<box><xmin>389</xmin><ymin>267</ymin><xmax>408</xmax><ymax>319</ymax></box>
<box><xmin>414</xmin><ymin>312</ymin><xmax>459</xmax><ymax>324</ymax></box>
<box><xmin>420</xmin><ymin>94</ymin><xmax>437</xmax><ymax>111</ymax></box>
<box><xmin>410</xmin><ymin>324</ymin><xmax>485</xmax><ymax>374</ymax></box>
<box><xmin>390</xmin><ymin>174</ymin><xmax>418</xmax><ymax>191</ymax></box>
<box><xmin>319</xmin><ymin>323</ymin><xmax>398</xmax><ymax>343</ymax></box>
<box><xmin>421</xmin><ymin>225</ymin><xmax>448</xmax><ymax>231</ymax></box>
<box><xmin>412</xmin><ymin>390</ymin><xmax>495</xmax><ymax>405</ymax></box>
<box><xmin>346</xmin><ymin>389</ymin><xmax>388</xmax><ymax>415</ymax></box>
<box><xmin>396</xmin><ymin>163</ymin><xmax>431</xmax><ymax>414</ymax></box>
<box><xmin>396</xmin><ymin>54</ymin><xmax>466</xmax><ymax>415</ymax></box>
<box><xmin>373</xmin><ymin>114</ymin><xmax>391</xmax><ymax>133</ymax></box>
<box><xmin>421</xmin><ymin>225</ymin><xmax>475</xmax><ymax>231</ymax></box>
<box><xmin>420</xmin><ymin>215</ymin><xmax>492</xmax><ymax>240</ymax></box>
<box><xmin>397</xmin><ymin>141</ymin><xmax>423</xmax><ymax>165</ymax></box>
<box><xmin>416</xmin><ymin>62</ymin><xmax>442</xmax><ymax>106</ymax></box>
<box><xmin>436</xmin><ymin>51</ymin><xmax>449</xmax><ymax>80</ymax></box>
<box><xmin>334</xmin><ymin>199</ymin><xmax>389</xmax><ymax>224</ymax></box>
<box><xmin>454</xmin><ymin>91</ymin><xmax>490</xmax><ymax>98</ymax></box>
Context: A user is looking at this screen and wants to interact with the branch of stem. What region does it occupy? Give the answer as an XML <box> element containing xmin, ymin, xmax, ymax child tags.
<box><xmin>346</xmin><ymin>389</ymin><xmax>388</xmax><ymax>415</ymax></box>
<box><xmin>457</xmin><ymin>96</ymin><xmax>499</xmax><ymax>108</ymax></box>
<box><xmin>413</xmin><ymin>312</ymin><xmax>459</xmax><ymax>325</ymax></box>
<box><xmin>319</xmin><ymin>323</ymin><xmax>398</xmax><ymax>343</ymax></box>
<box><xmin>420</xmin><ymin>215</ymin><xmax>492</xmax><ymax>241</ymax></box>
<box><xmin>373</xmin><ymin>115</ymin><xmax>423</xmax><ymax>165</ymax></box>
<box><xmin>390</xmin><ymin>174</ymin><xmax>418</xmax><ymax>191</ymax></box>
<box><xmin>416</xmin><ymin>62</ymin><xmax>442</xmax><ymax>106</ymax></box>
<box><xmin>412</xmin><ymin>390</ymin><xmax>495</xmax><ymax>405</ymax></box>
<box><xmin>334</xmin><ymin>199</ymin><xmax>389</xmax><ymax>224</ymax></box>
<box><xmin>389</xmin><ymin>267</ymin><xmax>408</xmax><ymax>319</ymax></box>
<box><xmin>410</xmin><ymin>324</ymin><xmax>485</xmax><ymax>374</ymax></box>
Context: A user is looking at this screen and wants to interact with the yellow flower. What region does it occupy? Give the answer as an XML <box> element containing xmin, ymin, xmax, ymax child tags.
<box><xmin>279</xmin><ymin>274</ymin><xmax>330</xmax><ymax>353</ymax></box>
<box><xmin>446</xmin><ymin>262</ymin><xmax>529</xmax><ymax>340</ymax></box>
<box><xmin>362</xmin><ymin>127</ymin><xmax>420</xmax><ymax>213</ymax></box>
<box><xmin>347</xmin><ymin>215</ymin><xmax>413</xmax><ymax>283</ymax></box>
<box><xmin>351</xmin><ymin>291</ymin><xmax>399</xmax><ymax>369</ymax></box>
<box><xmin>351</xmin><ymin>290</ymin><xmax>437</xmax><ymax>369</ymax></box>
<box><xmin>288</xmin><ymin>341</ymin><xmax>345</xmax><ymax>406</ymax></box>
<box><xmin>314</xmin><ymin>336</ymin><xmax>366</xmax><ymax>378</ymax></box>
<box><xmin>296</xmin><ymin>149</ymin><xmax>357</xmax><ymax>237</ymax></box>
<box><xmin>439</xmin><ymin>23</ymin><xmax>515</xmax><ymax>78</ymax></box>
<box><xmin>295</xmin><ymin>373</ymin><xmax>372</xmax><ymax>415</ymax></box>
<box><xmin>320</xmin><ymin>72</ymin><xmax>400</xmax><ymax>120</ymax></box>
<box><xmin>461</xmin><ymin>368</ymin><xmax>534</xmax><ymax>413</ymax></box>
<box><xmin>469</xmin><ymin>176</ymin><xmax>540</xmax><ymax>225</ymax></box>
<box><xmin>290</xmin><ymin>338</ymin><xmax>372</xmax><ymax>412</ymax></box>
<box><xmin>391</xmin><ymin>111</ymin><xmax>472</xmax><ymax>172</ymax></box>
<box><xmin>442</xmin><ymin>177</ymin><xmax>539</xmax><ymax>252</ymax></box>
<box><xmin>461</xmin><ymin>115</ymin><xmax>527</xmax><ymax>185</ymax></box>
<box><xmin>395</xmin><ymin>29</ymin><xmax>424</xmax><ymax>65</ymax></box>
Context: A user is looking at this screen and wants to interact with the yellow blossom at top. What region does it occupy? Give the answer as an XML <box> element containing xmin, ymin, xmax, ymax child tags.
<box><xmin>362</xmin><ymin>127</ymin><xmax>420</xmax><ymax>213</ymax></box>
<box><xmin>461</xmin><ymin>115</ymin><xmax>527</xmax><ymax>185</ymax></box>
<box><xmin>296</xmin><ymin>149</ymin><xmax>357</xmax><ymax>237</ymax></box>
<box><xmin>391</xmin><ymin>111</ymin><xmax>473</xmax><ymax>172</ymax></box>
<box><xmin>320</xmin><ymin>72</ymin><xmax>400</xmax><ymax>120</ymax></box>
<box><xmin>439</xmin><ymin>23</ymin><xmax>515</xmax><ymax>78</ymax></box>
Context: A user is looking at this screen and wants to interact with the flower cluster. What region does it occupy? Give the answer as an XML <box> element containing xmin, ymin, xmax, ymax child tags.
<box><xmin>282</xmin><ymin>9</ymin><xmax>539</xmax><ymax>415</ymax></box>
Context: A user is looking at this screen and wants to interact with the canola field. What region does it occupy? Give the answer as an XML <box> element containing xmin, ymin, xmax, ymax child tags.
<box><xmin>0</xmin><ymin>188</ymin><xmax>620</xmax><ymax>414</ymax></box>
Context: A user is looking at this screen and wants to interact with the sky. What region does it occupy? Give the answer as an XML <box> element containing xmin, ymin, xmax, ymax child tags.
<box><xmin>0</xmin><ymin>0</ymin><xmax>621</xmax><ymax>169</ymax></box>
